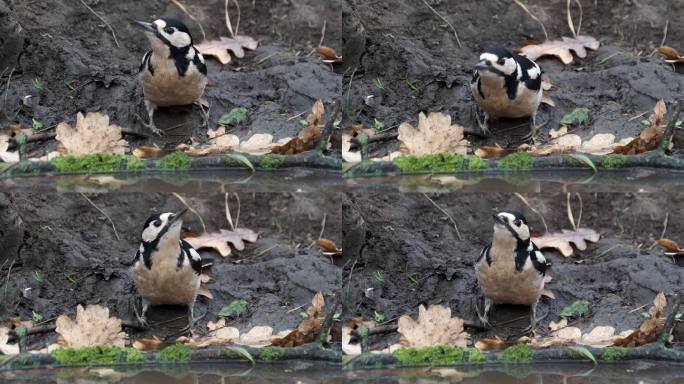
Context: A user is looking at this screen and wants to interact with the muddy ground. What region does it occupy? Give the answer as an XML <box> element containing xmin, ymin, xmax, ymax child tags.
<box><xmin>343</xmin><ymin>0</ymin><xmax>684</xmax><ymax>155</ymax></box>
<box><xmin>0</xmin><ymin>192</ymin><xmax>342</xmax><ymax>347</ymax></box>
<box><xmin>0</xmin><ymin>0</ymin><xmax>341</xmax><ymax>157</ymax></box>
<box><xmin>343</xmin><ymin>192</ymin><xmax>684</xmax><ymax>348</ymax></box>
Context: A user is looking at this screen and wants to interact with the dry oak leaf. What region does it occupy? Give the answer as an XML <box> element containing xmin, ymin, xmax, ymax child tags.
<box><xmin>206</xmin><ymin>128</ymin><xmax>291</xmax><ymax>156</ymax></box>
<box><xmin>657</xmin><ymin>239</ymin><xmax>684</xmax><ymax>257</ymax></box>
<box><xmin>531</xmin><ymin>228</ymin><xmax>600</xmax><ymax>257</ymax></box>
<box><xmin>520</xmin><ymin>35</ymin><xmax>600</xmax><ymax>64</ymax></box>
<box><xmin>398</xmin><ymin>112</ymin><xmax>469</xmax><ymax>155</ymax></box>
<box><xmin>56</xmin><ymin>112</ymin><xmax>129</xmax><ymax>156</ymax></box>
<box><xmin>397</xmin><ymin>304</ymin><xmax>469</xmax><ymax>348</ymax></box>
<box><xmin>272</xmin><ymin>100</ymin><xmax>325</xmax><ymax>155</ymax></box>
<box><xmin>614</xmin><ymin>99</ymin><xmax>668</xmax><ymax>155</ymax></box>
<box><xmin>614</xmin><ymin>292</ymin><xmax>668</xmax><ymax>347</ymax></box>
<box><xmin>272</xmin><ymin>292</ymin><xmax>326</xmax><ymax>348</ymax></box>
<box><xmin>315</xmin><ymin>46</ymin><xmax>343</xmax><ymax>64</ymax></box>
<box><xmin>56</xmin><ymin>304</ymin><xmax>127</xmax><ymax>348</ymax></box>
<box><xmin>0</xmin><ymin>327</ymin><xmax>19</xmax><ymax>355</ymax></box>
<box><xmin>196</xmin><ymin>36</ymin><xmax>259</xmax><ymax>64</ymax></box>
<box><xmin>185</xmin><ymin>228</ymin><xmax>258</xmax><ymax>257</ymax></box>
<box><xmin>0</xmin><ymin>134</ymin><xmax>19</xmax><ymax>163</ymax></box>
<box><xmin>546</xmin><ymin>127</ymin><xmax>632</xmax><ymax>156</ymax></box>
<box><xmin>658</xmin><ymin>46</ymin><xmax>684</xmax><ymax>64</ymax></box>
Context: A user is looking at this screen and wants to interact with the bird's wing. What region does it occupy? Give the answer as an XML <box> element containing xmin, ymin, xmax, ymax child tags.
<box><xmin>180</xmin><ymin>239</ymin><xmax>203</xmax><ymax>275</ymax></box>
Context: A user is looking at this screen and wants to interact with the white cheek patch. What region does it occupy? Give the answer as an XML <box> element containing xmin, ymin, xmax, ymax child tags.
<box><xmin>480</xmin><ymin>53</ymin><xmax>498</xmax><ymax>63</ymax></box>
<box><xmin>498</xmin><ymin>212</ymin><xmax>516</xmax><ymax>223</ymax></box>
<box><xmin>153</xmin><ymin>20</ymin><xmax>166</xmax><ymax>29</ymax></box>
<box><xmin>142</xmin><ymin>224</ymin><xmax>161</xmax><ymax>242</ymax></box>
<box><xmin>527</xmin><ymin>66</ymin><xmax>540</xmax><ymax>79</ymax></box>
<box><xmin>168</xmin><ymin>32</ymin><xmax>191</xmax><ymax>48</ymax></box>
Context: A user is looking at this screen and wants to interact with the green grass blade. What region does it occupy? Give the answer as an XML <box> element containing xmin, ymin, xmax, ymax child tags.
<box><xmin>227</xmin><ymin>346</ymin><xmax>255</xmax><ymax>365</ymax></box>
<box><xmin>227</xmin><ymin>154</ymin><xmax>255</xmax><ymax>172</ymax></box>
<box><xmin>564</xmin><ymin>154</ymin><xmax>597</xmax><ymax>172</ymax></box>
<box><xmin>566</xmin><ymin>346</ymin><xmax>597</xmax><ymax>365</ymax></box>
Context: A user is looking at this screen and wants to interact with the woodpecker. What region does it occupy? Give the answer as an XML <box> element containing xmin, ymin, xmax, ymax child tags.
<box><xmin>471</xmin><ymin>48</ymin><xmax>543</xmax><ymax>141</ymax></box>
<box><xmin>474</xmin><ymin>211</ymin><xmax>549</xmax><ymax>333</ymax></box>
<box><xmin>134</xmin><ymin>18</ymin><xmax>208</xmax><ymax>135</ymax></box>
<box><xmin>132</xmin><ymin>209</ymin><xmax>202</xmax><ymax>331</ymax></box>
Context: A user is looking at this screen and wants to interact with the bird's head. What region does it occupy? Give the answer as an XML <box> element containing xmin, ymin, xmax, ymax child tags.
<box><xmin>140</xmin><ymin>209</ymin><xmax>188</xmax><ymax>244</ymax></box>
<box><xmin>492</xmin><ymin>210</ymin><xmax>530</xmax><ymax>242</ymax></box>
<box><xmin>476</xmin><ymin>48</ymin><xmax>517</xmax><ymax>77</ymax></box>
<box><xmin>134</xmin><ymin>18</ymin><xmax>194</xmax><ymax>51</ymax></box>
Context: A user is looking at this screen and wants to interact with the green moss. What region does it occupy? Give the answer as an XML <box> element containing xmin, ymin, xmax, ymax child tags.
<box><xmin>497</xmin><ymin>152</ymin><xmax>534</xmax><ymax>170</ymax></box>
<box><xmin>499</xmin><ymin>344</ymin><xmax>533</xmax><ymax>363</ymax></box>
<box><xmin>52</xmin><ymin>346</ymin><xmax>144</xmax><ymax>365</ymax></box>
<box><xmin>259</xmin><ymin>346</ymin><xmax>285</xmax><ymax>361</ymax></box>
<box><xmin>394</xmin><ymin>153</ymin><xmax>488</xmax><ymax>173</ymax></box>
<box><xmin>259</xmin><ymin>154</ymin><xmax>285</xmax><ymax>169</ymax></box>
<box><xmin>157</xmin><ymin>151</ymin><xmax>192</xmax><ymax>170</ymax></box>
<box><xmin>157</xmin><ymin>343</ymin><xmax>191</xmax><ymax>363</ymax></box>
<box><xmin>393</xmin><ymin>345</ymin><xmax>485</xmax><ymax>366</ymax></box>
<box><xmin>52</xmin><ymin>154</ymin><xmax>145</xmax><ymax>173</ymax></box>
<box><xmin>601</xmin><ymin>154</ymin><xmax>628</xmax><ymax>169</ymax></box>
<box><xmin>601</xmin><ymin>346</ymin><xmax>628</xmax><ymax>362</ymax></box>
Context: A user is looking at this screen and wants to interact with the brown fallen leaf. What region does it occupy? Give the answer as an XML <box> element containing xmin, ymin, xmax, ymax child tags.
<box><xmin>56</xmin><ymin>304</ymin><xmax>127</xmax><ymax>348</ymax></box>
<box><xmin>272</xmin><ymin>292</ymin><xmax>326</xmax><ymax>348</ymax></box>
<box><xmin>0</xmin><ymin>134</ymin><xmax>19</xmax><ymax>163</ymax></box>
<box><xmin>184</xmin><ymin>228</ymin><xmax>258</xmax><ymax>257</ymax></box>
<box><xmin>657</xmin><ymin>239</ymin><xmax>684</xmax><ymax>257</ymax></box>
<box><xmin>397</xmin><ymin>304</ymin><xmax>469</xmax><ymax>348</ymax></box>
<box><xmin>398</xmin><ymin>112</ymin><xmax>469</xmax><ymax>155</ymax></box>
<box><xmin>205</xmin><ymin>128</ymin><xmax>291</xmax><ymax>156</ymax></box>
<box><xmin>531</xmin><ymin>228</ymin><xmax>600</xmax><ymax>257</ymax></box>
<box><xmin>541</xmin><ymin>288</ymin><xmax>556</xmax><ymax>299</ymax></box>
<box><xmin>132</xmin><ymin>146</ymin><xmax>166</xmax><ymax>159</ymax></box>
<box><xmin>271</xmin><ymin>100</ymin><xmax>325</xmax><ymax>155</ymax></box>
<box><xmin>658</xmin><ymin>46</ymin><xmax>684</xmax><ymax>64</ymax></box>
<box><xmin>197</xmin><ymin>286</ymin><xmax>213</xmax><ymax>299</ymax></box>
<box><xmin>520</xmin><ymin>35</ymin><xmax>600</xmax><ymax>64</ymax></box>
<box><xmin>317</xmin><ymin>239</ymin><xmax>342</xmax><ymax>256</ymax></box>
<box><xmin>614</xmin><ymin>99</ymin><xmax>668</xmax><ymax>155</ymax></box>
<box><xmin>474</xmin><ymin>337</ymin><xmax>509</xmax><ymax>351</ymax></box>
<box><xmin>132</xmin><ymin>336</ymin><xmax>165</xmax><ymax>351</ymax></box>
<box><xmin>474</xmin><ymin>145</ymin><xmax>514</xmax><ymax>159</ymax></box>
<box><xmin>541</xmin><ymin>73</ymin><xmax>556</xmax><ymax>107</ymax></box>
<box><xmin>56</xmin><ymin>112</ymin><xmax>129</xmax><ymax>156</ymax></box>
<box><xmin>0</xmin><ymin>327</ymin><xmax>19</xmax><ymax>355</ymax></box>
<box><xmin>315</xmin><ymin>46</ymin><xmax>342</xmax><ymax>64</ymax></box>
<box><xmin>195</xmin><ymin>35</ymin><xmax>259</xmax><ymax>65</ymax></box>
<box><xmin>614</xmin><ymin>292</ymin><xmax>667</xmax><ymax>347</ymax></box>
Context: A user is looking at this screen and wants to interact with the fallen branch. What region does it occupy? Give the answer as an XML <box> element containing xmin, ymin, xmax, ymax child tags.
<box><xmin>77</xmin><ymin>0</ymin><xmax>120</xmax><ymax>48</ymax></box>
<box><xmin>660</xmin><ymin>292</ymin><xmax>682</xmax><ymax>346</ymax></box>
<box><xmin>7</xmin><ymin>129</ymin><xmax>156</xmax><ymax>151</ymax></box>
<box><xmin>660</xmin><ymin>100</ymin><xmax>683</xmax><ymax>154</ymax></box>
<box><xmin>350</xmin><ymin>132</ymin><xmax>398</xmax><ymax>151</ymax></box>
<box><xmin>318</xmin><ymin>292</ymin><xmax>339</xmax><ymax>347</ymax></box>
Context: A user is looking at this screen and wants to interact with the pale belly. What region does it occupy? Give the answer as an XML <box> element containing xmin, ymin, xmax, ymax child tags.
<box><xmin>133</xmin><ymin>260</ymin><xmax>199</xmax><ymax>306</ymax></box>
<box><xmin>142</xmin><ymin>68</ymin><xmax>206</xmax><ymax>107</ymax></box>
<box><xmin>471</xmin><ymin>78</ymin><xmax>541</xmax><ymax>119</ymax></box>
<box><xmin>476</xmin><ymin>260</ymin><xmax>544</xmax><ymax>305</ymax></box>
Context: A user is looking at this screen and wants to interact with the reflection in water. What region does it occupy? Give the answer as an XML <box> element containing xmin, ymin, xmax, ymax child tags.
<box><xmin>3</xmin><ymin>361</ymin><xmax>684</xmax><ymax>383</ymax></box>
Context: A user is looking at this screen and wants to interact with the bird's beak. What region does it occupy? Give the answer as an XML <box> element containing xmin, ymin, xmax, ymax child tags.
<box><xmin>170</xmin><ymin>208</ymin><xmax>188</xmax><ymax>224</ymax></box>
<box><xmin>493</xmin><ymin>214</ymin><xmax>506</xmax><ymax>225</ymax></box>
<box><xmin>475</xmin><ymin>60</ymin><xmax>492</xmax><ymax>71</ymax></box>
<box><xmin>134</xmin><ymin>20</ymin><xmax>156</xmax><ymax>33</ymax></box>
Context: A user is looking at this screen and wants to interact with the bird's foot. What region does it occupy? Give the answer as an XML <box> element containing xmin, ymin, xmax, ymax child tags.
<box><xmin>475</xmin><ymin>110</ymin><xmax>492</xmax><ymax>138</ymax></box>
<box><xmin>178</xmin><ymin>310</ymin><xmax>207</xmax><ymax>334</ymax></box>
<box><xmin>133</xmin><ymin>303</ymin><xmax>149</xmax><ymax>329</ymax></box>
<box><xmin>134</xmin><ymin>113</ymin><xmax>163</xmax><ymax>136</ymax></box>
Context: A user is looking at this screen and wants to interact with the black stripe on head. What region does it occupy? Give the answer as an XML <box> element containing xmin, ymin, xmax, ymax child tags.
<box><xmin>160</xmin><ymin>18</ymin><xmax>191</xmax><ymax>35</ymax></box>
<box><xmin>484</xmin><ymin>47</ymin><xmax>514</xmax><ymax>59</ymax></box>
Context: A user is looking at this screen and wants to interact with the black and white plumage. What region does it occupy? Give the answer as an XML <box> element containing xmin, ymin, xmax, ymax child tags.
<box><xmin>470</xmin><ymin>48</ymin><xmax>543</xmax><ymax>140</ymax></box>
<box><xmin>134</xmin><ymin>18</ymin><xmax>208</xmax><ymax>135</ymax></box>
<box><xmin>132</xmin><ymin>209</ymin><xmax>202</xmax><ymax>331</ymax></box>
<box><xmin>474</xmin><ymin>211</ymin><xmax>549</xmax><ymax>333</ymax></box>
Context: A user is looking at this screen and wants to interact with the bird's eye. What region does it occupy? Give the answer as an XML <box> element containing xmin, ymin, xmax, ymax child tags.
<box><xmin>153</xmin><ymin>220</ymin><xmax>161</xmax><ymax>227</ymax></box>
<box><xmin>497</xmin><ymin>58</ymin><xmax>505</xmax><ymax>65</ymax></box>
<box><xmin>164</xmin><ymin>27</ymin><xmax>174</xmax><ymax>34</ymax></box>
<box><xmin>514</xmin><ymin>219</ymin><xmax>522</xmax><ymax>226</ymax></box>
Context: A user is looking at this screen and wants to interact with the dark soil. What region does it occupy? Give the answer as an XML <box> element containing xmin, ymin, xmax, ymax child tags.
<box><xmin>343</xmin><ymin>0</ymin><xmax>684</xmax><ymax>155</ymax></box>
<box><xmin>0</xmin><ymin>192</ymin><xmax>341</xmax><ymax>345</ymax></box>
<box><xmin>343</xmin><ymin>192</ymin><xmax>684</xmax><ymax>347</ymax></box>
<box><xmin>0</xmin><ymin>0</ymin><xmax>341</xmax><ymax>156</ymax></box>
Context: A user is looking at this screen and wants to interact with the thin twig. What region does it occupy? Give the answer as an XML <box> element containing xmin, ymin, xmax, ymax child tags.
<box><xmin>224</xmin><ymin>0</ymin><xmax>241</xmax><ymax>37</ymax></box>
<box><xmin>659</xmin><ymin>293</ymin><xmax>681</xmax><ymax>345</ymax></box>
<box><xmin>318</xmin><ymin>212</ymin><xmax>327</xmax><ymax>240</ymax></box>
<box><xmin>77</xmin><ymin>0</ymin><xmax>119</xmax><ymax>48</ymax></box>
<box><xmin>233</xmin><ymin>192</ymin><xmax>241</xmax><ymax>229</ymax></box>
<box><xmin>422</xmin><ymin>193</ymin><xmax>462</xmax><ymax>241</ymax></box>
<box><xmin>225</xmin><ymin>192</ymin><xmax>235</xmax><ymax>230</ymax></box>
<box><xmin>318</xmin><ymin>19</ymin><xmax>327</xmax><ymax>47</ymax></box>
<box><xmin>170</xmin><ymin>0</ymin><xmax>207</xmax><ymax>42</ymax></box>
<box><xmin>173</xmin><ymin>193</ymin><xmax>206</xmax><ymax>233</ymax></box>
<box><xmin>512</xmin><ymin>0</ymin><xmax>549</xmax><ymax>40</ymax></box>
<box><xmin>2</xmin><ymin>67</ymin><xmax>15</xmax><ymax>117</ymax></box>
<box><xmin>566</xmin><ymin>192</ymin><xmax>576</xmax><ymax>231</ymax></box>
<box><xmin>81</xmin><ymin>193</ymin><xmax>120</xmax><ymax>241</ymax></box>
<box><xmin>2</xmin><ymin>258</ymin><xmax>16</xmax><ymax>300</ymax></box>
<box><xmin>575</xmin><ymin>192</ymin><xmax>583</xmax><ymax>229</ymax></box>
<box><xmin>660</xmin><ymin>212</ymin><xmax>669</xmax><ymax>240</ymax></box>
<box><xmin>660</xmin><ymin>20</ymin><xmax>669</xmax><ymax>47</ymax></box>
<box><xmin>566</xmin><ymin>0</ymin><xmax>583</xmax><ymax>37</ymax></box>
<box><xmin>660</xmin><ymin>101</ymin><xmax>683</xmax><ymax>153</ymax></box>
<box><xmin>419</xmin><ymin>0</ymin><xmax>462</xmax><ymax>48</ymax></box>
<box><xmin>514</xmin><ymin>193</ymin><xmax>549</xmax><ymax>233</ymax></box>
